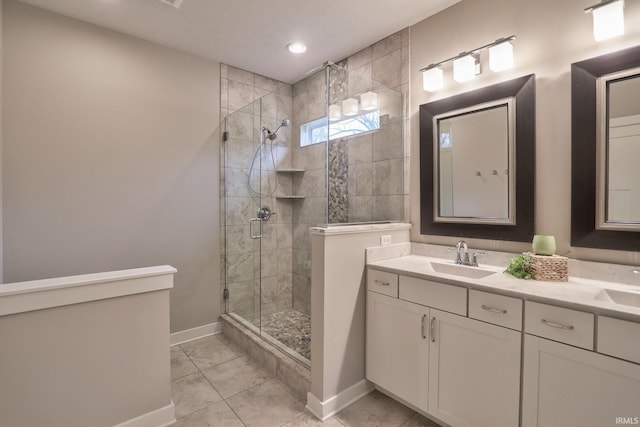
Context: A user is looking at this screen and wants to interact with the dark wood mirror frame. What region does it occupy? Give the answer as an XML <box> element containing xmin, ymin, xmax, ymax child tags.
<box><xmin>419</xmin><ymin>74</ymin><xmax>535</xmax><ymax>241</ymax></box>
<box><xmin>571</xmin><ymin>45</ymin><xmax>640</xmax><ymax>251</ymax></box>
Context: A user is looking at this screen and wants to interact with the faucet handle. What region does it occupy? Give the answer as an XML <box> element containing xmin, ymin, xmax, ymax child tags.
<box><xmin>472</xmin><ymin>251</ymin><xmax>488</xmax><ymax>267</ymax></box>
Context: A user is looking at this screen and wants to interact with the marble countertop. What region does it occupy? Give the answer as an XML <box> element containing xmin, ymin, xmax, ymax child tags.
<box><xmin>368</xmin><ymin>255</ymin><xmax>640</xmax><ymax>322</ymax></box>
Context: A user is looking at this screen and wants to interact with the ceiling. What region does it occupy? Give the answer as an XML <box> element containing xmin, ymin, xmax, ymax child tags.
<box><xmin>18</xmin><ymin>0</ymin><xmax>461</xmax><ymax>84</ymax></box>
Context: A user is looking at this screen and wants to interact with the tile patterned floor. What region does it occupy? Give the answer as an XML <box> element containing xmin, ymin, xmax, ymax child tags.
<box><xmin>171</xmin><ymin>334</ymin><xmax>443</xmax><ymax>426</ymax></box>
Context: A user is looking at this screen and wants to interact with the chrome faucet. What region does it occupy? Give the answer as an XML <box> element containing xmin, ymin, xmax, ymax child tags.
<box><xmin>454</xmin><ymin>240</ymin><xmax>487</xmax><ymax>267</ymax></box>
<box><xmin>454</xmin><ymin>240</ymin><xmax>470</xmax><ymax>265</ymax></box>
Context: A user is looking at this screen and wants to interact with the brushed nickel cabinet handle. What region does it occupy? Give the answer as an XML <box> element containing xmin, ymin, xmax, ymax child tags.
<box><xmin>421</xmin><ymin>314</ymin><xmax>427</xmax><ymax>339</ymax></box>
<box><xmin>541</xmin><ymin>318</ymin><xmax>574</xmax><ymax>331</ymax></box>
<box><xmin>430</xmin><ymin>317</ymin><xmax>436</xmax><ymax>343</ymax></box>
<box><xmin>374</xmin><ymin>280</ymin><xmax>390</xmax><ymax>286</ymax></box>
<box><xmin>481</xmin><ymin>304</ymin><xmax>508</xmax><ymax>314</ymax></box>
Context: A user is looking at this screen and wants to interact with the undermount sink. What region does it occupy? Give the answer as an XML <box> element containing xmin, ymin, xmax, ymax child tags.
<box><xmin>430</xmin><ymin>262</ymin><xmax>497</xmax><ymax>279</ymax></box>
<box><xmin>595</xmin><ymin>288</ymin><xmax>640</xmax><ymax>308</ymax></box>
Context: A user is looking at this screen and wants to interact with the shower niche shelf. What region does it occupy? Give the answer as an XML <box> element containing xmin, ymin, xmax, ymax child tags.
<box><xmin>276</xmin><ymin>169</ymin><xmax>306</xmax><ymax>199</ymax></box>
<box><xmin>276</xmin><ymin>195</ymin><xmax>305</xmax><ymax>200</ymax></box>
<box><xmin>275</xmin><ymin>169</ymin><xmax>306</xmax><ymax>174</ymax></box>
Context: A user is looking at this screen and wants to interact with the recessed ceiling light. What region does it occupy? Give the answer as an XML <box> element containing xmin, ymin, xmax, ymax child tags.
<box><xmin>157</xmin><ymin>0</ymin><xmax>183</xmax><ymax>9</ymax></box>
<box><xmin>286</xmin><ymin>42</ymin><xmax>307</xmax><ymax>54</ymax></box>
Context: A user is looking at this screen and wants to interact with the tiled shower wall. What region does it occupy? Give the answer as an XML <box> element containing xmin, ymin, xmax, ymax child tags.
<box><xmin>220</xmin><ymin>65</ymin><xmax>294</xmax><ymax>321</ymax></box>
<box><xmin>291</xmin><ymin>29</ymin><xmax>411</xmax><ymax>315</ymax></box>
<box><xmin>221</xmin><ymin>28</ymin><xmax>411</xmax><ymax>319</ymax></box>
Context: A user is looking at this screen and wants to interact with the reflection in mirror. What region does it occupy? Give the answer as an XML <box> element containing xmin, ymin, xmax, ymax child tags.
<box><xmin>420</xmin><ymin>74</ymin><xmax>535</xmax><ymax>242</ymax></box>
<box><xmin>435</xmin><ymin>99</ymin><xmax>515</xmax><ymax>224</ymax></box>
<box><xmin>571</xmin><ymin>45</ymin><xmax>640</xmax><ymax>251</ymax></box>
<box><xmin>597</xmin><ymin>68</ymin><xmax>640</xmax><ymax>229</ymax></box>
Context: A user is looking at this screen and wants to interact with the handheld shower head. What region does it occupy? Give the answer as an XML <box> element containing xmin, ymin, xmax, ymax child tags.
<box><xmin>264</xmin><ymin>118</ymin><xmax>291</xmax><ymax>141</ymax></box>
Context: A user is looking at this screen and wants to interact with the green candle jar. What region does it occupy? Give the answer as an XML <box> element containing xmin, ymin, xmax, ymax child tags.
<box><xmin>532</xmin><ymin>235</ymin><xmax>556</xmax><ymax>256</ymax></box>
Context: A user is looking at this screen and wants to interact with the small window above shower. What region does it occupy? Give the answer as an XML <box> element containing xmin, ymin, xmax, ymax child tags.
<box><xmin>300</xmin><ymin>110</ymin><xmax>380</xmax><ymax>147</ymax></box>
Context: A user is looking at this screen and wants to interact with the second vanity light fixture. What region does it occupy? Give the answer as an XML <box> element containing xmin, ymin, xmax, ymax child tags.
<box><xmin>584</xmin><ymin>0</ymin><xmax>625</xmax><ymax>41</ymax></box>
<box><xmin>421</xmin><ymin>35</ymin><xmax>516</xmax><ymax>92</ymax></box>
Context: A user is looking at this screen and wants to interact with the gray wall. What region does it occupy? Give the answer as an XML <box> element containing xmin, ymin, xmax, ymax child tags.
<box><xmin>0</xmin><ymin>0</ymin><xmax>3</xmax><ymax>282</ymax></box>
<box><xmin>410</xmin><ymin>0</ymin><xmax>640</xmax><ymax>265</ymax></box>
<box><xmin>2</xmin><ymin>0</ymin><xmax>221</xmax><ymax>333</ymax></box>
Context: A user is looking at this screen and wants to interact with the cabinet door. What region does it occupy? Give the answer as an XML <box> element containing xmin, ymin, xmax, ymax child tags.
<box><xmin>428</xmin><ymin>309</ymin><xmax>521</xmax><ymax>427</ymax></box>
<box><xmin>366</xmin><ymin>291</ymin><xmax>429</xmax><ymax>411</ymax></box>
<box><xmin>522</xmin><ymin>334</ymin><xmax>640</xmax><ymax>427</ymax></box>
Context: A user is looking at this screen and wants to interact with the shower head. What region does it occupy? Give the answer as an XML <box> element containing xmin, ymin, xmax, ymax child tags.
<box><xmin>264</xmin><ymin>118</ymin><xmax>291</xmax><ymax>141</ymax></box>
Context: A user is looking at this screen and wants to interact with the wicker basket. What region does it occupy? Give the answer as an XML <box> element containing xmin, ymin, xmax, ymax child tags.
<box><xmin>528</xmin><ymin>253</ymin><xmax>569</xmax><ymax>282</ymax></box>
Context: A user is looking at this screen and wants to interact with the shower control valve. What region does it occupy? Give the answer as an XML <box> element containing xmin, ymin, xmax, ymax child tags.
<box><xmin>257</xmin><ymin>206</ymin><xmax>275</xmax><ymax>221</ymax></box>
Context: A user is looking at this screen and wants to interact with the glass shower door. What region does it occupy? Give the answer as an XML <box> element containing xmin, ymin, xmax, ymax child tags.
<box><xmin>224</xmin><ymin>98</ymin><xmax>263</xmax><ymax>328</ymax></box>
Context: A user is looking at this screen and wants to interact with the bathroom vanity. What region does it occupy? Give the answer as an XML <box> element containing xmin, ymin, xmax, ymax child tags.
<box><xmin>365</xmin><ymin>254</ymin><xmax>640</xmax><ymax>427</ymax></box>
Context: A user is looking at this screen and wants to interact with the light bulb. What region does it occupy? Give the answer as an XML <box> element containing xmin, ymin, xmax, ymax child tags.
<box><xmin>591</xmin><ymin>0</ymin><xmax>624</xmax><ymax>41</ymax></box>
<box><xmin>453</xmin><ymin>55</ymin><xmax>477</xmax><ymax>83</ymax></box>
<box><xmin>489</xmin><ymin>41</ymin><xmax>514</xmax><ymax>72</ymax></box>
<box><xmin>423</xmin><ymin>67</ymin><xmax>444</xmax><ymax>92</ymax></box>
<box><xmin>342</xmin><ymin>98</ymin><xmax>359</xmax><ymax>116</ymax></box>
<box><xmin>360</xmin><ymin>91</ymin><xmax>378</xmax><ymax>111</ymax></box>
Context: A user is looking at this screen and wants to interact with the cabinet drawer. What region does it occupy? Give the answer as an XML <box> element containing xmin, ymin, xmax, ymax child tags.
<box><xmin>525</xmin><ymin>301</ymin><xmax>594</xmax><ymax>350</ymax></box>
<box><xmin>469</xmin><ymin>290</ymin><xmax>523</xmax><ymax>331</ymax></box>
<box><xmin>598</xmin><ymin>316</ymin><xmax>640</xmax><ymax>364</ymax></box>
<box><xmin>367</xmin><ymin>269</ymin><xmax>399</xmax><ymax>297</ymax></box>
<box><xmin>399</xmin><ymin>275</ymin><xmax>466</xmax><ymax>316</ymax></box>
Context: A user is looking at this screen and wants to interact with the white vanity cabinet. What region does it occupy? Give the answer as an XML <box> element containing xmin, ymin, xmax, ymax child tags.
<box><xmin>366</xmin><ymin>268</ymin><xmax>522</xmax><ymax>427</ymax></box>
<box><xmin>522</xmin><ymin>302</ymin><xmax>640</xmax><ymax>427</ymax></box>
<box><xmin>429</xmin><ymin>309</ymin><xmax>521</xmax><ymax>427</ymax></box>
<box><xmin>366</xmin><ymin>290</ymin><xmax>429</xmax><ymax>411</ymax></box>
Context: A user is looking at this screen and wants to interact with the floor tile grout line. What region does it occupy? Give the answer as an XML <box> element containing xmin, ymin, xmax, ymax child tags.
<box><xmin>179</xmin><ymin>339</ymin><xmax>278</xmax><ymax>426</ymax></box>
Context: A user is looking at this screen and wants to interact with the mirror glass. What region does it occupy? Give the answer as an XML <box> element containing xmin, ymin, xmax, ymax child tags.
<box><xmin>419</xmin><ymin>74</ymin><xmax>535</xmax><ymax>242</ymax></box>
<box><xmin>597</xmin><ymin>68</ymin><xmax>640</xmax><ymax>229</ymax></box>
<box><xmin>434</xmin><ymin>99</ymin><xmax>515</xmax><ymax>224</ymax></box>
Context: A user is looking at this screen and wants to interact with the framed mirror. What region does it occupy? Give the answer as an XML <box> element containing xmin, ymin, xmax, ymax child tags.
<box><xmin>434</xmin><ymin>98</ymin><xmax>515</xmax><ymax>225</ymax></box>
<box><xmin>420</xmin><ymin>74</ymin><xmax>535</xmax><ymax>241</ymax></box>
<box><xmin>572</xmin><ymin>46</ymin><xmax>640</xmax><ymax>251</ymax></box>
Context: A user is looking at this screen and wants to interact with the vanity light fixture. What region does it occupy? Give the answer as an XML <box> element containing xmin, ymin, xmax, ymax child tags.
<box><xmin>359</xmin><ymin>91</ymin><xmax>379</xmax><ymax>111</ymax></box>
<box><xmin>420</xmin><ymin>35</ymin><xmax>516</xmax><ymax>91</ymax></box>
<box><xmin>342</xmin><ymin>98</ymin><xmax>359</xmax><ymax>116</ymax></box>
<box><xmin>286</xmin><ymin>42</ymin><xmax>307</xmax><ymax>54</ymax></box>
<box><xmin>329</xmin><ymin>104</ymin><xmax>342</xmax><ymax>122</ymax></box>
<box><xmin>585</xmin><ymin>0</ymin><xmax>625</xmax><ymax>41</ymax></box>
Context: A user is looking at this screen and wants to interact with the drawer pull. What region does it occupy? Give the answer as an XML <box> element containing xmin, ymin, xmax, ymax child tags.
<box><xmin>541</xmin><ymin>318</ymin><xmax>575</xmax><ymax>331</ymax></box>
<box><xmin>421</xmin><ymin>314</ymin><xmax>427</xmax><ymax>339</ymax></box>
<box><xmin>374</xmin><ymin>280</ymin><xmax>390</xmax><ymax>286</ymax></box>
<box><xmin>430</xmin><ymin>317</ymin><xmax>436</xmax><ymax>343</ymax></box>
<box><xmin>481</xmin><ymin>304</ymin><xmax>507</xmax><ymax>314</ymax></box>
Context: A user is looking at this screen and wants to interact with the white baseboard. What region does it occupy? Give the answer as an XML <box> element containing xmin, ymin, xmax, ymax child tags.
<box><xmin>114</xmin><ymin>402</ymin><xmax>176</xmax><ymax>427</ymax></box>
<box><xmin>306</xmin><ymin>380</ymin><xmax>374</xmax><ymax>421</ymax></box>
<box><xmin>170</xmin><ymin>322</ymin><xmax>221</xmax><ymax>346</ymax></box>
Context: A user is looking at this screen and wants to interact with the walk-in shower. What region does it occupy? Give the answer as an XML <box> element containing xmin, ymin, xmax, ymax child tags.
<box><xmin>222</xmin><ymin>63</ymin><xmax>404</xmax><ymax>364</ymax></box>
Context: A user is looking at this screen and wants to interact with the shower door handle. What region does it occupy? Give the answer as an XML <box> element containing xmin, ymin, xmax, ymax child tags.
<box><xmin>249</xmin><ymin>218</ymin><xmax>263</xmax><ymax>239</ymax></box>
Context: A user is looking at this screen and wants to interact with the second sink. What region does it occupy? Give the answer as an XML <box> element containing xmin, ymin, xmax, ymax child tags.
<box><xmin>595</xmin><ymin>288</ymin><xmax>640</xmax><ymax>308</ymax></box>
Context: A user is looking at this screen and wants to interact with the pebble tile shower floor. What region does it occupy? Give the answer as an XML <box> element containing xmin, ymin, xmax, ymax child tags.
<box><xmin>171</xmin><ymin>333</ymin><xmax>443</xmax><ymax>426</ymax></box>
<box><xmin>259</xmin><ymin>309</ymin><xmax>311</xmax><ymax>360</ymax></box>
